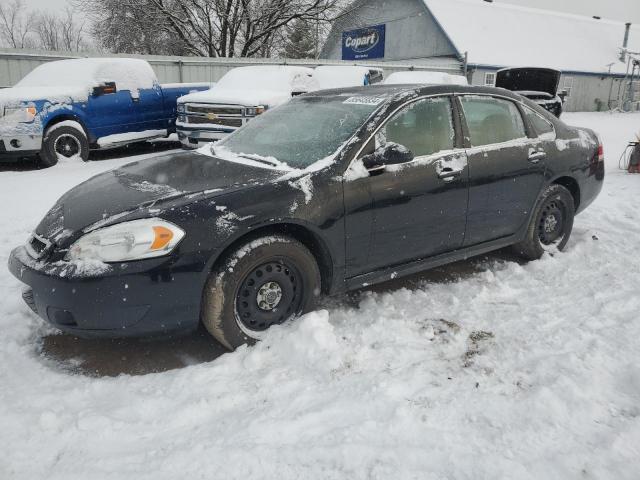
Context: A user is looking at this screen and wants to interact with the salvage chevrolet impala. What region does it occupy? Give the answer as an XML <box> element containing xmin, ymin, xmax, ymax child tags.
<box><xmin>8</xmin><ymin>84</ymin><xmax>604</xmax><ymax>349</ymax></box>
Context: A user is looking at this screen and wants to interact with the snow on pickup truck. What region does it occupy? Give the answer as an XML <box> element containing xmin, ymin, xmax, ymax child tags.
<box><xmin>176</xmin><ymin>66</ymin><xmax>319</xmax><ymax>148</ymax></box>
<box><xmin>0</xmin><ymin>58</ymin><xmax>210</xmax><ymax>167</ymax></box>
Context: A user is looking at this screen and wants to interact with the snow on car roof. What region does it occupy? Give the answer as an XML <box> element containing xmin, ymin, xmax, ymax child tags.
<box><xmin>216</xmin><ymin>65</ymin><xmax>318</xmax><ymax>93</ymax></box>
<box><xmin>314</xmin><ymin>66</ymin><xmax>378</xmax><ymax>89</ymax></box>
<box><xmin>178</xmin><ymin>65</ymin><xmax>319</xmax><ymax>107</ymax></box>
<box><xmin>16</xmin><ymin>58</ymin><xmax>158</xmax><ymax>98</ymax></box>
<box><xmin>423</xmin><ymin>0</ymin><xmax>639</xmax><ymax>74</ymax></box>
<box><xmin>384</xmin><ymin>71</ymin><xmax>468</xmax><ymax>86</ymax></box>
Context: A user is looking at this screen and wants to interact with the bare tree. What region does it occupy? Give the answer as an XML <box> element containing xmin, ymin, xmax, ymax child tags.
<box><xmin>78</xmin><ymin>0</ymin><xmax>345</xmax><ymax>57</ymax></box>
<box><xmin>0</xmin><ymin>0</ymin><xmax>33</xmax><ymax>48</ymax></box>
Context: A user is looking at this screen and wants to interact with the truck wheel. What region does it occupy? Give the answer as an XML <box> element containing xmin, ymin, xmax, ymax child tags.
<box><xmin>40</xmin><ymin>122</ymin><xmax>89</xmax><ymax>167</ymax></box>
<box><xmin>512</xmin><ymin>184</ymin><xmax>575</xmax><ymax>260</ymax></box>
<box><xmin>202</xmin><ymin>235</ymin><xmax>321</xmax><ymax>350</ymax></box>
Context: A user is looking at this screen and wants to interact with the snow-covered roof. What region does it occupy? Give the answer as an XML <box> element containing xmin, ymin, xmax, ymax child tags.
<box><xmin>178</xmin><ymin>66</ymin><xmax>319</xmax><ymax>107</ymax></box>
<box><xmin>15</xmin><ymin>57</ymin><xmax>158</xmax><ymax>98</ymax></box>
<box><xmin>423</xmin><ymin>0</ymin><xmax>639</xmax><ymax>75</ymax></box>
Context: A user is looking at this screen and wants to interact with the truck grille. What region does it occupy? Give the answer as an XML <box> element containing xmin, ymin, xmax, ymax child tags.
<box><xmin>185</xmin><ymin>104</ymin><xmax>244</xmax><ymax>116</ymax></box>
<box><xmin>184</xmin><ymin>116</ymin><xmax>243</xmax><ymax>127</ymax></box>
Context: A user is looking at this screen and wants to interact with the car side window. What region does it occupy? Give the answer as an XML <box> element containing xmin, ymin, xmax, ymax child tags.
<box><xmin>522</xmin><ymin>105</ymin><xmax>555</xmax><ymax>138</ymax></box>
<box><xmin>460</xmin><ymin>96</ymin><xmax>526</xmax><ymax>146</ymax></box>
<box><xmin>377</xmin><ymin>96</ymin><xmax>455</xmax><ymax>157</ymax></box>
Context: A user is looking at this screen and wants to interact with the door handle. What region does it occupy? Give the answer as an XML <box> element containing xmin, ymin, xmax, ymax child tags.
<box><xmin>528</xmin><ymin>151</ymin><xmax>547</xmax><ymax>163</ymax></box>
<box><xmin>437</xmin><ymin>167</ymin><xmax>462</xmax><ymax>181</ymax></box>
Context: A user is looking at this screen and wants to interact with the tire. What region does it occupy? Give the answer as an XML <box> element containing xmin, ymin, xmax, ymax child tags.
<box><xmin>202</xmin><ymin>235</ymin><xmax>321</xmax><ymax>350</ymax></box>
<box><xmin>512</xmin><ymin>184</ymin><xmax>575</xmax><ymax>260</ymax></box>
<box><xmin>39</xmin><ymin>122</ymin><xmax>89</xmax><ymax>167</ymax></box>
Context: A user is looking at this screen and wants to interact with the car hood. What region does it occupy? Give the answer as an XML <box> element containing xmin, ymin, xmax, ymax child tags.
<box><xmin>35</xmin><ymin>150</ymin><xmax>283</xmax><ymax>240</ymax></box>
<box><xmin>495</xmin><ymin>68</ymin><xmax>561</xmax><ymax>97</ymax></box>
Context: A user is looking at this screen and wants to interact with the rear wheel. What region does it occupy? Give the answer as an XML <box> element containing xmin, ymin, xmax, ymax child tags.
<box><xmin>39</xmin><ymin>123</ymin><xmax>89</xmax><ymax>167</ymax></box>
<box><xmin>512</xmin><ymin>184</ymin><xmax>575</xmax><ymax>260</ymax></box>
<box><xmin>201</xmin><ymin>235</ymin><xmax>321</xmax><ymax>350</ymax></box>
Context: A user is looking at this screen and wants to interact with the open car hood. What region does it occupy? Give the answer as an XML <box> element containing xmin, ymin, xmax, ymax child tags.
<box><xmin>495</xmin><ymin>68</ymin><xmax>561</xmax><ymax>97</ymax></box>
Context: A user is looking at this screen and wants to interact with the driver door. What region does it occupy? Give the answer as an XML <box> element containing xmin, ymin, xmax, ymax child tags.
<box><xmin>344</xmin><ymin>95</ymin><xmax>469</xmax><ymax>276</ymax></box>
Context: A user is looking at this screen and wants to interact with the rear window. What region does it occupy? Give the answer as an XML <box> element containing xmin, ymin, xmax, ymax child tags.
<box><xmin>523</xmin><ymin>105</ymin><xmax>555</xmax><ymax>137</ymax></box>
<box><xmin>460</xmin><ymin>96</ymin><xmax>526</xmax><ymax>146</ymax></box>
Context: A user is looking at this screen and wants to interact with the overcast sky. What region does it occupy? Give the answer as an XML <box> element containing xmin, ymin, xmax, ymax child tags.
<box><xmin>22</xmin><ymin>0</ymin><xmax>640</xmax><ymax>24</ymax></box>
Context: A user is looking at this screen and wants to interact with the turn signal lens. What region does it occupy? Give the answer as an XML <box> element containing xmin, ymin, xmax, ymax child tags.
<box><xmin>151</xmin><ymin>226</ymin><xmax>174</xmax><ymax>250</ymax></box>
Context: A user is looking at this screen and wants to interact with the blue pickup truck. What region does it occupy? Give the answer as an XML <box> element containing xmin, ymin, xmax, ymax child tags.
<box><xmin>0</xmin><ymin>58</ymin><xmax>210</xmax><ymax>167</ymax></box>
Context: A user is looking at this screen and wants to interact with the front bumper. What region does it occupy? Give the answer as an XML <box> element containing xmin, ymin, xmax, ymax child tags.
<box><xmin>0</xmin><ymin>133</ymin><xmax>42</xmax><ymax>158</ymax></box>
<box><xmin>176</xmin><ymin>125</ymin><xmax>236</xmax><ymax>149</ymax></box>
<box><xmin>8</xmin><ymin>246</ymin><xmax>204</xmax><ymax>338</ymax></box>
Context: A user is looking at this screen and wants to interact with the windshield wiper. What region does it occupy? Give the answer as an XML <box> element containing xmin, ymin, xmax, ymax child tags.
<box><xmin>237</xmin><ymin>153</ymin><xmax>281</xmax><ymax>168</ymax></box>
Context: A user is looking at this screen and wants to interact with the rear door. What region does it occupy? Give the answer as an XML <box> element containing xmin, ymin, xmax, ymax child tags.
<box><xmin>344</xmin><ymin>95</ymin><xmax>469</xmax><ymax>276</ymax></box>
<box><xmin>457</xmin><ymin>95</ymin><xmax>546</xmax><ymax>246</ymax></box>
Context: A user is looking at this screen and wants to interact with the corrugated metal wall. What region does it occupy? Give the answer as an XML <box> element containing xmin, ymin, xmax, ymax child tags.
<box><xmin>0</xmin><ymin>47</ymin><xmax>462</xmax><ymax>89</ymax></box>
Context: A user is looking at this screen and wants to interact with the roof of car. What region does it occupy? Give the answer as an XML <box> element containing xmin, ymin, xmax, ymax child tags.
<box><xmin>305</xmin><ymin>83</ymin><xmax>524</xmax><ymax>102</ymax></box>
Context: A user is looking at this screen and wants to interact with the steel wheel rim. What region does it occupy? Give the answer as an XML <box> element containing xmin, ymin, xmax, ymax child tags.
<box><xmin>54</xmin><ymin>134</ymin><xmax>80</xmax><ymax>158</ymax></box>
<box><xmin>538</xmin><ymin>199</ymin><xmax>565</xmax><ymax>246</ymax></box>
<box><xmin>235</xmin><ymin>259</ymin><xmax>303</xmax><ymax>335</ymax></box>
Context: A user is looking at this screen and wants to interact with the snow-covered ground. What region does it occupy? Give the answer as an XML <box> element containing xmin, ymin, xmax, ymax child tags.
<box><xmin>1</xmin><ymin>113</ymin><xmax>639</xmax><ymax>479</ymax></box>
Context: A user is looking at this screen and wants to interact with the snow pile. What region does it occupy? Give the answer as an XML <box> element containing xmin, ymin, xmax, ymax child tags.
<box><xmin>0</xmin><ymin>114</ymin><xmax>639</xmax><ymax>478</ymax></box>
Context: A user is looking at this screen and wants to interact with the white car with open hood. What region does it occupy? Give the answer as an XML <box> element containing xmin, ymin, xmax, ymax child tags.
<box><xmin>176</xmin><ymin>65</ymin><xmax>319</xmax><ymax>148</ymax></box>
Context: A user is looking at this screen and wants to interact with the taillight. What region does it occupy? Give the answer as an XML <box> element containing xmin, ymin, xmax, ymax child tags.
<box><xmin>595</xmin><ymin>133</ymin><xmax>604</xmax><ymax>163</ymax></box>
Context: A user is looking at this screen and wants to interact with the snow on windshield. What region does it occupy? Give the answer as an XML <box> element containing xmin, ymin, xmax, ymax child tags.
<box><xmin>16</xmin><ymin>58</ymin><xmax>158</xmax><ymax>98</ymax></box>
<box><xmin>209</xmin><ymin>95</ymin><xmax>381</xmax><ymax>169</ymax></box>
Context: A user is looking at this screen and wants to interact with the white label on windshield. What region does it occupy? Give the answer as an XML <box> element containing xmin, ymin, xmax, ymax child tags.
<box><xmin>343</xmin><ymin>96</ymin><xmax>385</xmax><ymax>106</ymax></box>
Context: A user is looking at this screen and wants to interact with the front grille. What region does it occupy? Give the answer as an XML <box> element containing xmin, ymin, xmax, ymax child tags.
<box><xmin>186</xmin><ymin>104</ymin><xmax>243</xmax><ymax>116</ymax></box>
<box><xmin>0</xmin><ymin>140</ymin><xmax>5</xmax><ymax>153</ymax></box>
<box><xmin>185</xmin><ymin>115</ymin><xmax>243</xmax><ymax>127</ymax></box>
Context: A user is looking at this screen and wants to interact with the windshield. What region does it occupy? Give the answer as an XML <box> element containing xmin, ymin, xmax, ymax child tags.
<box><xmin>215</xmin><ymin>95</ymin><xmax>380</xmax><ymax>169</ymax></box>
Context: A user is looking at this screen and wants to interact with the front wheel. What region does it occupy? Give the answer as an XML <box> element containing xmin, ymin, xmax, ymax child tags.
<box><xmin>512</xmin><ymin>184</ymin><xmax>575</xmax><ymax>260</ymax></box>
<box><xmin>201</xmin><ymin>235</ymin><xmax>321</xmax><ymax>350</ymax></box>
<box><xmin>39</xmin><ymin>123</ymin><xmax>89</xmax><ymax>167</ymax></box>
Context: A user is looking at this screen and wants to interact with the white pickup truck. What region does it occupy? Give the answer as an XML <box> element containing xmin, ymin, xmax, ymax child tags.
<box><xmin>176</xmin><ymin>66</ymin><xmax>319</xmax><ymax>148</ymax></box>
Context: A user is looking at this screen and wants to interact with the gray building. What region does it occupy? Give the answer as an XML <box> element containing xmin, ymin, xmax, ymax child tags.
<box><xmin>321</xmin><ymin>0</ymin><xmax>640</xmax><ymax>112</ymax></box>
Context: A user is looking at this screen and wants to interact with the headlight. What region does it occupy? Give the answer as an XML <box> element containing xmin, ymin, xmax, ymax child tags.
<box><xmin>244</xmin><ymin>106</ymin><xmax>265</xmax><ymax>116</ymax></box>
<box><xmin>66</xmin><ymin>218</ymin><xmax>185</xmax><ymax>263</ymax></box>
<box><xmin>3</xmin><ymin>106</ymin><xmax>37</xmax><ymax>123</ymax></box>
<box><xmin>177</xmin><ymin>103</ymin><xmax>186</xmax><ymax>113</ymax></box>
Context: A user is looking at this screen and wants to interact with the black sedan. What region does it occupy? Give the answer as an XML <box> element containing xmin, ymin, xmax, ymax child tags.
<box><xmin>8</xmin><ymin>84</ymin><xmax>604</xmax><ymax>349</ymax></box>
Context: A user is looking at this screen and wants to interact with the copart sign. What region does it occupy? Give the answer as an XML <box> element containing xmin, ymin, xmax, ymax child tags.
<box><xmin>342</xmin><ymin>24</ymin><xmax>385</xmax><ymax>60</ymax></box>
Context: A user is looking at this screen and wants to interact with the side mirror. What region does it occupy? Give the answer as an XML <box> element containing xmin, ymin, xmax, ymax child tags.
<box><xmin>362</xmin><ymin>142</ymin><xmax>414</xmax><ymax>172</ymax></box>
<box><xmin>92</xmin><ymin>82</ymin><xmax>117</xmax><ymax>96</ymax></box>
